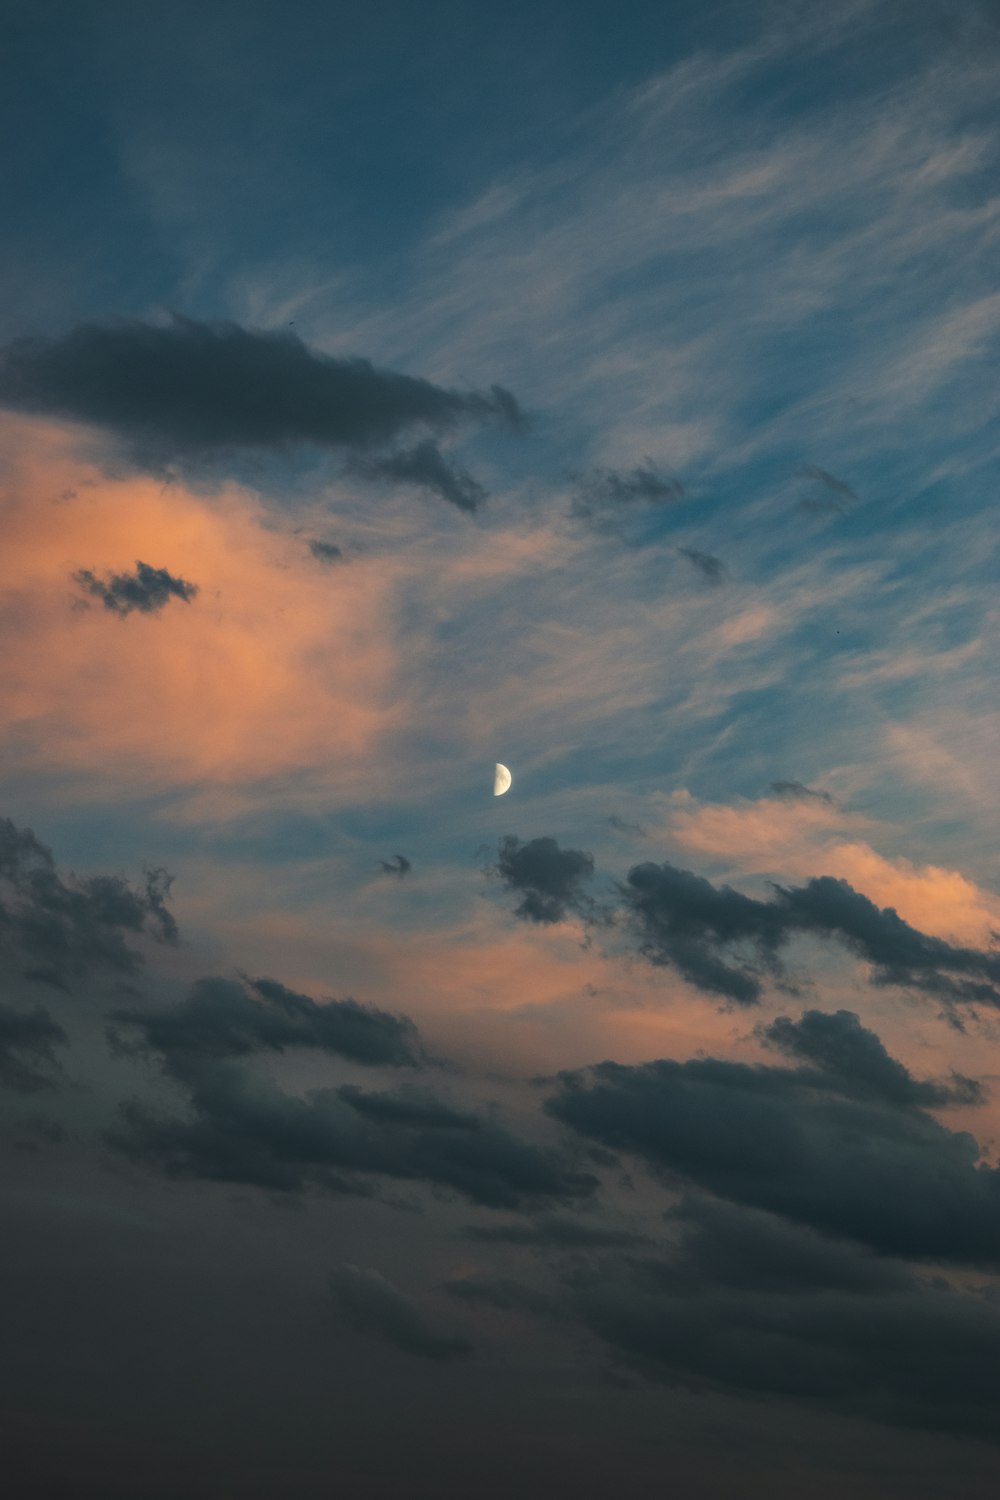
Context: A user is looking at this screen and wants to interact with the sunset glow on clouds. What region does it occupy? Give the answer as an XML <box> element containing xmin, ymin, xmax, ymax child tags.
<box><xmin>3</xmin><ymin>3</ymin><xmax>1000</xmax><ymax>1497</ymax></box>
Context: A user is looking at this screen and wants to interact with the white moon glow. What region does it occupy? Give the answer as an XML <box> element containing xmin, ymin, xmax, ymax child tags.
<box><xmin>493</xmin><ymin>762</ymin><xmax>512</xmax><ymax>796</ymax></box>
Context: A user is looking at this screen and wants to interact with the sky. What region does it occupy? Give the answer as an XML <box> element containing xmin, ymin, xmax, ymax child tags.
<box><xmin>2</xmin><ymin>1</ymin><xmax>1000</xmax><ymax>1494</ymax></box>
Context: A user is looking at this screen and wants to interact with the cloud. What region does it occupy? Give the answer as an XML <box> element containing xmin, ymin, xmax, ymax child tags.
<box><xmin>758</xmin><ymin>1008</ymin><xmax>982</xmax><ymax>1109</ymax></box>
<box><xmin>774</xmin><ymin>874</ymin><xmax>1000</xmax><ymax>1011</ymax></box>
<box><xmin>72</xmin><ymin>559</ymin><xmax>198</xmax><ymax>615</ymax></box>
<box><xmin>352</xmin><ymin>440</ymin><xmax>487</xmax><ymax>512</ymax></box>
<box><xmin>463</xmin><ymin>1213</ymin><xmax>643</xmax><ymax>1250</ymax></box>
<box><xmin>113</xmin><ymin>1060</ymin><xmax>596</xmax><ymax>1206</ymax></box>
<box><xmin>621</xmin><ymin>861</ymin><xmax>786</xmax><ymax>1004</ymax></box>
<box><xmin>0</xmin><ymin>817</ymin><xmax>177</xmax><ymax>982</ymax></box>
<box><xmin>676</xmin><ymin>547</ymin><xmax>725</xmax><ymax>584</ymax></box>
<box><xmin>0</xmin><ymin>316</ymin><xmax>524</xmax><ymax>469</ymax></box>
<box><xmin>493</xmin><ymin>835</ymin><xmax>595</xmax><ymax>925</ymax></box>
<box><xmin>1</xmin><ymin>442</ymin><xmax>403</xmax><ymax>788</ymax></box>
<box><xmin>545</xmin><ymin>1031</ymin><xmax>1000</xmax><ymax>1264</ymax></box>
<box><xmin>794</xmin><ymin>465</ymin><xmax>858</xmax><ymax>514</ymax></box>
<box><xmin>379</xmin><ymin>855</ymin><xmax>412</xmax><ymax>879</ymax></box>
<box><xmin>336</xmin><ymin>1084</ymin><xmax>478</xmax><ymax>1130</ymax></box>
<box><xmin>494</xmin><ymin>836</ymin><xmax>1000</xmax><ymax>1012</ymax></box>
<box><xmin>330</xmin><ymin>1264</ymin><xmax>471</xmax><ymax>1361</ymax></box>
<box><xmin>444</xmin><ymin>1275</ymin><xmax>569</xmax><ymax>1321</ymax></box>
<box><xmin>769</xmin><ymin>780</ymin><xmax>835</xmax><ymax>805</ymax></box>
<box><xmin>623</xmin><ymin>855</ymin><xmax>1000</xmax><ymax>1011</ymax></box>
<box><xmin>108</xmin><ymin>974</ymin><xmax>421</xmax><ymax>1070</ymax></box>
<box><xmin>308</xmin><ymin>539</ymin><xmax>344</xmax><ymax>563</ymax></box>
<box><xmin>667</xmin><ymin>793</ymin><xmax>1000</xmax><ymax>947</ymax></box>
<box><xmin>109</xmin><ymin>985</ymin><xmax>596</xmax><ymax>1207</ymax></box>
<box><xmin>564</xmin><ymin>1196</ymin><xmax>1000</xmax><ymax>1435</ymax></box>
<box><xmin>572</xmin><ymin>464</ymin><xmax>685</xmax><ymax>521</ymax></box>
<box><xmin>0</xmin><ymin>1002</ymin><xmax>67</xmax><ymax>1092</ymax></box>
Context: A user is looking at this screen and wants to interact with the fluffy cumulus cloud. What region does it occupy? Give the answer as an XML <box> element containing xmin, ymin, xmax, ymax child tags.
<box><xmin>0</xmin><ymin>316</ymin><xmax>525</xmax><ymax>470</ymax></box>
<box><xmin>494</xmin><ymin>835</ymin><xmax>596</xmax><ymax>924</ymax></box>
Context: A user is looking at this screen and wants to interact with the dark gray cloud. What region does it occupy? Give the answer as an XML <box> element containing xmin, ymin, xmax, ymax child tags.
<box><xmin>0</xmin><ymin>817</ymin><xmax>177</xmax><ymax>982</ymax></box>
<box><xmin>379</xmin><ymin>854</ymin><xmax>412</xmax><ymax>879</ymax></box>
<box><xmin>564</xmin><ymin>1196</ymin><xmax>1000</xmax><ymax>1436</ymax></box>
<box><xmin>337</xmin><ymin>1084</ymin><xmax>480</xmax><ymax>1131</ymax></box>
<box><xmin>545</xmin><ymin>1037</ymin><xmax>1000</xmax><ymax>1264</ymax></box>
<box><xmin>769</xmin><ymin>780</ymin><xmax>835</xmax><ymax>805</ymax></box>
<box><xmin>0</xmin><ymin>1002</ymin><xmax>67</xmax><ymax>1092</ymax></box>
<box><xmin>109</xmin><ymin>988</ymin><xmax>596</xmax><ymax>1207</ymax></box>
<box><xmin>494</xmin><ymin>835</ymin><xmax>595</xmax><ymax>924</ymax></box>
<box><xmin>108</xmin><ymin>974</ymin><xmax>421</xmax><ymax>1070</ymax></box>
<box><xmin>0</xmin><ymin>315</ymin><xmax>524</xmax><ymax>467</ymax></box>
<box><xmin>112</xmin><ymin>1060</ymin><xmax>596</xmax><ymax>1207</ymax></box>
<box><xmin>774</xmin><ymin>874</ymin><xmax>1000</xmax><ymax>1012</ymax></box>
<box><xmin>72</xmin><ymin>559</ymin><xmax>198</xmax><ymax>615</ymax></box>
<box><xmin>759</xmin><ymin>1008</ymin><xmax>983</xmax><ymax>1109</ymax></box>
<box><xmin>308</xmin><ymin>539</ymin><xmax>344</xmax><ymax>563</ymax></box>
<box><xmin>445</xmin><ymin>1275</ymin><xmax>570</xmax><ymax>1321</ymax></box>
<box><xmin>330</xmin><ymin>1264</ymin><xmax>471</xmax><ymax>1361</ymax></box>
<box><xmin>621</xmin><ymin>861</ymin><xmax>786</xmax><ymax>1003</ymax></box>
<box><xmin>677</xmin><ymin>546</ymin><xmax>725</xmax><ymax>583</ymax></box>
<box><xmin>496</xmin><ymin>839</ymin><xmax>1000</xmax><ymax>1012</ymax></box>
<box><xmin>623</xmin><ymin>860</ymin><xmax>1000</xmax><ymax>1010</ymax></box>
<box><xmin>463</xmin><ymin>1213</ymin><xmax>643</xmax><ymax>1250</ymax></box>
<box><xmin>795</xmin><ymin>464</ymin><xmax>858</xmax><ymax>514</ymax></box>
<box><xmin>572</xmin><ymin>463</ymin><xmax>685</xmax><ymax>521</ymax></box>
<box><xmin>608</xmin><ymin>814</ymin><xmax>646</xmax><ymax>837</ymax></box>
<box><xmin>352</xmin><ymin>439</ymin><xmax>487</xmax><ymax>512</ymax></box>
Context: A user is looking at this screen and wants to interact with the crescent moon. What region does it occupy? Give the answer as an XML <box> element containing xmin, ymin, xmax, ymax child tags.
<box><xmin>493</xmin><ymin>763</ymin><xmax>512</xmax><ymax>797</ymax></box>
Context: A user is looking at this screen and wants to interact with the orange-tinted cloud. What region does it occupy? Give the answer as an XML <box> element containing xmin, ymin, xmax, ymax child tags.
<box><xmin>666</xmin><ymin>789</ymin><xmax>1000</xmax><ymax>947</ymax></box>
<box><xmin>0</xmin><ymin>416</ymin><xmax>402</xmax><ymax>793</ymax></box>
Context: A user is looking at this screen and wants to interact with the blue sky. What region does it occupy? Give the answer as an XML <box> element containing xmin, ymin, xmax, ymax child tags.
<box><xmin>2</xmin><ymin>3</ymin><xmax>1000</xmax><ymax>1496</ymax></box>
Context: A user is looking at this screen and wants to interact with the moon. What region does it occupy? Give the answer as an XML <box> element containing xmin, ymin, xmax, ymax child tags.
<box><xmin>493</xmin><ymin>762</ymin><xmax>512</xmax><ymax>797</ymax></box>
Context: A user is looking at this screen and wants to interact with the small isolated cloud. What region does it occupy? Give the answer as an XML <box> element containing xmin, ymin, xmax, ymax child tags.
<box><xmin>795</xmin><ymin>464</ymin><xmax>859</xmax><ymax>514</ymax></box>
<box><xmin>677</xmin><ymin>547</ymin><xmax>725</xmax><ymax>584</ymax></box>
<box><xmin>494</xmin><ymin>835</ymin><xmax>595</xmax><ymax>924</ymax></box>
<box><xmin>72</xmin><ymin>559</ymin><xmax>198</xmax><ymax>615</ymax></box>
<box><xmin>379</xmin><ymin>855</ymin><xmax>412</xmax><ymax>879</ymax></box>
<box><xmin>309</xmin><ymin>539</ymin><xmax>344</xmax><ymax>563</ymax></box>
<box><xmin>352</xmin><ymin>440</ymin><xmax>487</xmax><ymax>512</ymax></box>
<box><xmin>608</xmin><ymin>815</ymin><xmax>646</xmax><ymax>837</ymax></box>
<box><xmin>0</xmin><ymin>316</ymin><xmax>524</xmax><ymax>470</ymax></box>
<box><xmin>572</xmin><ymin>463</ymin><xmax>684</xmax><ymax>521</ymax></box>
<box><xmin>769</xmin><ymin>780</ymin><xmax>835</xmax><ymax>805</ymax></box>
<box><xmin>0</xmin><ymin>817</ymin><xmax>177</xmax><ymax>981</ymax></box>
<box><xmin>330</xmin><ymin>1264</ymin><xmax>471</xmax><ymax>1361</ymax></box>
<box><xmin>0</xmin><ymin>1002</ymin><xmax>67</xmax><ymax>1092</ymax></box>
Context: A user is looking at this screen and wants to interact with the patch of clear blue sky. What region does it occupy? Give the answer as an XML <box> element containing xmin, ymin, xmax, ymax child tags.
<box><xmin>2</xmin><ymin>0</ymin><xmax>747</xmax><ymax>336</ymax></box>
